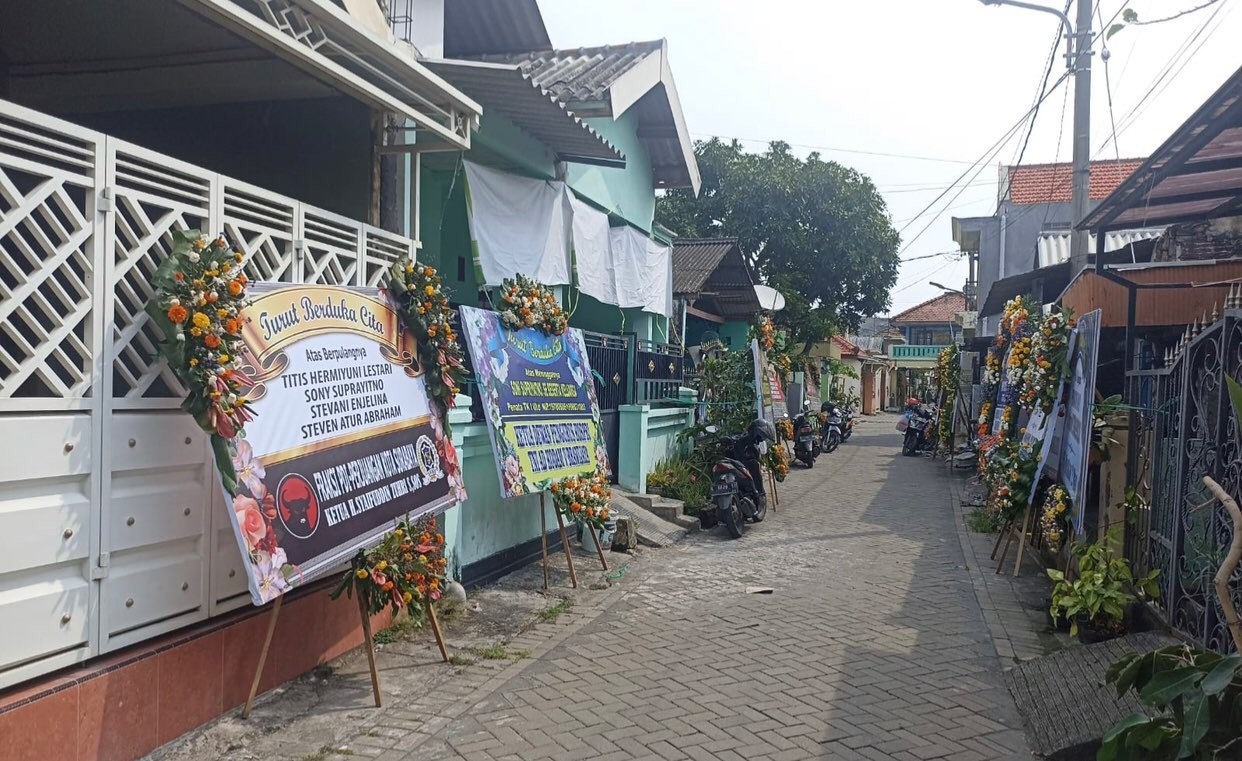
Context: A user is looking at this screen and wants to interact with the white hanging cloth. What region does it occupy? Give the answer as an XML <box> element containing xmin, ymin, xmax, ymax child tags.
<box><xmin>643</xmin><ymin>239</ymin><xmax>673</xmax><ymax>318</ymax></box>
<box><xmin>567</xmin><ymin>191</ymin><xmax>617</xmax><ymax>306</ymax></box>
<box><xmin>463</xmin><ymin>161</ymin><xmax>571</xmax><ymax>287</ymax></box>
<box><xmin>605</xmin><ymin>225</ymin><xmax>672</xmax><ymax>317</ymax></box>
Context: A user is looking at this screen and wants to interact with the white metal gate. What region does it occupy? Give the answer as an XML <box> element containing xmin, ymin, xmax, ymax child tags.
<box><xmin>0</xmin><ymin>97</ymin><xmax>416</xmax><ymax>688</ymax></box>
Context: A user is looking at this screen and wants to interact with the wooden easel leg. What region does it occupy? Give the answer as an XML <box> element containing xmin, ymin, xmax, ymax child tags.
<box><xmin>553</xmin><ymin>507</ymin><xmax>579</xmax><ymax>589</ymax></box>
<box><xmin>996</xmin><ymin>528</ymin><xmax>1016</xmax><ymax>575</ymax></box>
<box><xmin>990</xmin><ymin>519</ymin><xmax>1010</xmax><ymax>560</ymax></box>
<box><xmin>766</xmin><ymin>468</ymin><xmax>779</xmax><ymax>509</ymax></box>
<box><xmin>356</xmin><ymin>595</ymin><xmax>382</xmax><ymax>708</ymax></box>
<box><xmin>588</xmin><ymin>524</ymin><xmax>609</xmax><ymax>572</ymax></box>
<box><xmin>426</xmin><ymin>600</ymin><xmax>450</xmax><ymax>663</ymax></box>
<box><xmin>242</xmin><ymin>594</ymin><xmax>283</xmax><ymax>719</ymax></box>
<box><xmin>540</xmin><ymin>493</ymin><xmax>549</xmax><ymax>591</ymax></box>
<box><xmin>1012</xmin><ymin>505</ymin><xmax>1033</xmax><ymax>577</ymax></box>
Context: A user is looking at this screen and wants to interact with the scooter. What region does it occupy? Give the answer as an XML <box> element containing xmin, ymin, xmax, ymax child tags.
<box><xmin>820</xmin><ymin>401</ymin><xmax>845</xmax><ymax>454</ymax></box>
<box><xmin>705</xmin><ymin>418</ymin><xmax>777</xmax><ymax>538</ymax></box>
<box><xmin>899</xmin><ymin>398</ymin><xmax>936</xmax><ymax>456</ymax></box>
<box><xmin>792</xmin><ymin>402</ymin><xmax>820</xmax><ymax>468</ymax></box>
<box><xmin>840</xmin><ymin>407</ymin><xmax>857</xmax><ymax>442</ymax></box>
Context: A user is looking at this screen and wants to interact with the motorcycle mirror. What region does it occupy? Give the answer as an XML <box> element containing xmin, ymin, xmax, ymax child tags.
<box><xmin>704</xmin><ymin>425</ymin><xmax>719</xmax><ymax>434</ymax></box>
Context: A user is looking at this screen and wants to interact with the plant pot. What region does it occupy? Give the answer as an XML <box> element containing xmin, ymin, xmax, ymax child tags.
<box><xmin>1074</xmin><ymin>614</ymin><xmax>1123</xmax><ymax>644</ymax></box>
<box><xmin>1046</xmin><ymin>604</ymin><xmax>1071</xmax><ymax>633</ymax></box>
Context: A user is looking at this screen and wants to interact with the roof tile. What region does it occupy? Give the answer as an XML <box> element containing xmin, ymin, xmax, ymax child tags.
<box><xmin>477</xmin><ymin>41</ymin><xmax>665</xmax><ymax>105</ymax></box>
<box><xmin>889</xmin><ymin>292</ymin><xmax>966</xmax><ymax>324</ymax></box>
<box><xmin>1007</xmin><ymin>159</ymin><xmax>1145</xmax><ymax>205</ymax></box>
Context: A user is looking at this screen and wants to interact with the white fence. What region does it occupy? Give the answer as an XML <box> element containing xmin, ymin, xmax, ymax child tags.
<box><xmin>0</xmin><ymin>97</ymin><xmax>416</xmax><ymax>688</ymax></box>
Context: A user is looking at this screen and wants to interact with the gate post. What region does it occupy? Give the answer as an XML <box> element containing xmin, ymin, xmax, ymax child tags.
<box><xmin>618</xmin><ymin>404</ymin><xmax>650</xmax><ymax>493</ymax></box>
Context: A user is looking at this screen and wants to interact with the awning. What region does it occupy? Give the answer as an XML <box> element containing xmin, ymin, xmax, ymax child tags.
<box><xmin>1082</xmin><ymin>62</ymin><xmax>1242</xmax><ymax>231</ymax></box>
<box><xmin>181</xmin><ymin>0</ymin><xmax>481</xmax><ymax>149</ymax></box>
<box><xmin>422</xmin><ymin>60</ymin><xmax>625</xmax><ymax>167</ymax></box>
<box><xmin>1036</xmin><ymin>229</ymin><xmax>1164</xmax><ymax>267</ymax></box>
<box><xmin>1061</xmin><ymin>260</ymin><xmax>1242</xmax><ymax>329</ymax></box>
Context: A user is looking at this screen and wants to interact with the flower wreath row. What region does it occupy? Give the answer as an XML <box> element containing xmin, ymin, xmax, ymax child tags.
<box><xmin>499</xmin><ymin>273</ymin><xmax>567</xmax><ymax>335</ymax></box>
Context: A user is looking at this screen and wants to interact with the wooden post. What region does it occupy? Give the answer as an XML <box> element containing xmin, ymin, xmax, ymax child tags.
<box><xmin>588</xmin><ymin>523</ymin><xmax>609</xmax><ymax>571</ymax></box>
<box><xmin>1012</xmin><ymin>504</ymin><xmax>1033</xmax><ymax>577</ymax></box>
<box><xmin>539</xmin><ymin>493</ymin><xmax>549</xmax><ymax>590</ymax></box>
<box><xmin>426</xmin><ymin>600</ymin><xmax>450</xmax><ymax>663</ymax></box>
<box><xmin>766</xmin><ymin>467</ymin><xmax>779</xmax><ymax>509</ymax></box>
<box><xmin>996</xmin><ymin>524</ymin><xmax>1017</xmax><ymax>574</ymax></box>
<box><xmin>356</xmin><ymin>595</ymin><xmax>382</xmax><ymax>708</ymax></box>
<box><xmin>553</xmin><ymin>506</ymin><xmax>579</xmax><ymax>589</ymax></box>
<box><xmin>990</xmin><ymin>518</ymin><xmax>1011</xmax><ymax>560</ymax></box>
<box><xmin>1201</xmin><ymin>477</ymin><xmax>1242</xmax><ymax>652</ymax></box>
<box><xmin>241</xmin><ymin>594</ymin><xmax>283</xmax><ymax>719</ymax></box>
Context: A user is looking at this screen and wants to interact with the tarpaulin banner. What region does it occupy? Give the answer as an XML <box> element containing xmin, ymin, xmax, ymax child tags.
<box><xmin>226</xmin><ymin>283</ymin><xmax>463</xmax><ymax>605</ymax></box>
<box><xmin>458</xmin><ymin>306</ymin><xmax>609</xmax><ymax>498</ymax></box>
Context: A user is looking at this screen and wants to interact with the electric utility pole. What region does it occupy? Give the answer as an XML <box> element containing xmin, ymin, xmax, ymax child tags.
<box><xmin>980</xmin><ymin>0</ymin><xmax>1093</xmax><ymax>273</ymax></box>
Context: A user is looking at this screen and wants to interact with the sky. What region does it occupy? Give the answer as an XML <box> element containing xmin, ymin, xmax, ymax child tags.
<box><xmin>538</xmin><ymin>0</ymin><xmax>1242</xmax><ymax>317</ymax></box>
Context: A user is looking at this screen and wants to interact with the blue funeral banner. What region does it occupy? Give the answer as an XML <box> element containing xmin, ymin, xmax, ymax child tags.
<box><xmin>458</xmin><ymin>306</ymin><xmax>609</xmax><ymax>498</ymax></box>
<box><xmin>1060</xmin><ymin>310</ymin><xmax>1102</xmax><ymax>537</ymax></box>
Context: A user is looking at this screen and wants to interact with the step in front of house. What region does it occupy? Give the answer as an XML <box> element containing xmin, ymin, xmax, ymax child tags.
<box><xmin>628</xmin><ymin>494</ymin><xmax>688</xmax><ymax>524</ymax></box>
<box><xmin>610</xmin><ymin>490</ymin><xmax>692</xmax><ymax>547</ymax></box>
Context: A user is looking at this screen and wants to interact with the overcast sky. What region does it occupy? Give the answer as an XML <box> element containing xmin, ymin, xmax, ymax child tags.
<box><xmin>539</xmin><ymin>0</ymin><xmax>1242</xmax><ymax>317</ymax></box>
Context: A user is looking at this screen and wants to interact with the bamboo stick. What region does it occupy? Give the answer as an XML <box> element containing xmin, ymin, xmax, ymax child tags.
<box><xmin>1201</xmin><ymin>477</ymin><xmax>1242</xmax><ymax>653</ymax></box>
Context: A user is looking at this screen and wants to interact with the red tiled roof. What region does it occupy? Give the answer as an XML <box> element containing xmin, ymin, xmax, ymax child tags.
<box><xmin>889</xmin><ymin>292</ymin><xmax>966</xmax><ymax>324</ymax></box>
<box><xmin>1007</xmin><ymin>159</ymin><xmax>1145</xmax><ymax>205</ymax></box>
<box><xmin>831</xmin><ymin>335</ymin><xmax>859</xmax><ymax>357</ymax></box>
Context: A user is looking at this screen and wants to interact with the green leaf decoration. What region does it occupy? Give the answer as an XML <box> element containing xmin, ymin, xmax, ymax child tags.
<box><xmin>1200</xmin><ymin>655</ymin><xmax>1242</xmax><ymax>695</ymax></box>
<box><xmin>1138</xmin><ymin>667</ymin><xmax>1204</xmax><ymax>707</ymax></box>
<box><xmin>1177</xmin><ymin>690</ymin><xmax>1209</xmax><ymax>758</ymax></box>
<box><xmin>1102</xmin><ymin>713</ymin><xmax>1152</xmax><ymax>745</ymax></box>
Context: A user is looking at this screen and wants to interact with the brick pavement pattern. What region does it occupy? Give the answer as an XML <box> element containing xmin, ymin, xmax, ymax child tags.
<box><xmin>346</xmin><ymin>418</ymin><xmax>1033</xmax><ymax>761</ymax></box>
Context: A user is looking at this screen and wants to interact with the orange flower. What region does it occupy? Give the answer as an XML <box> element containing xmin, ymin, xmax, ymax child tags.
<box><xmin>174</xmin><ymin>272</ymin><xmax>185</xmax><ymax>282</ymax></box>
<box><xmin>206</xmin><ymin>292</ymin><xmax>219</xmax><ymax>304</ymax></box>
<box><xmin>167</xmin><ymin>304</ymin><xmax>188</xmax><ymax>324</ymax></box>
<box><xmin>225</xmin><ymin>318</ymin><xmax>241</xmax><ymax>334</ymax></box>
<box><xmin>204</xmin><ymin>334</ymin><xmax>221</xmax><ymax>349</ymax></box>
<box><xmin>227</xmin><ymin>280</ymin><xmax>243</xmax><ymax>297</ymax></box>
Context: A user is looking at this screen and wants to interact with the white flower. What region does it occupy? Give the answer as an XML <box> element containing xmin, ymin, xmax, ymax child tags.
<box><xmin>170</xmin><ymin>297</ymin><xmax>181</xmax><ymax>306</ymax></box>
<box><xmin>176</xmin><ymin>333</ymin><xmax>186</xmax><ymax>342</ymax></box>
<box><xmin>209</xmin><ymin>291</ymin><xmax>219</xmax><ymax>301</ymax></box>
<box><xmin>232</xmin><ymin>438</ymin><xmax>267</xmax><ymax>496</ymax></box>
<box><xmin>255</xmin><ymin>548</ymin><xmax>291</xmax><ymax>602</ymax></box>
<box><xmin>187</xmin><ymin>252</ymin><xmax>200</xmax><ymax>263</ymax></box>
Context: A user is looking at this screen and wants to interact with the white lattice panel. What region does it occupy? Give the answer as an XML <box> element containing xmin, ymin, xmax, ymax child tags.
<box><xmin>222</xmin><ymin>179</ymin><xmax>297</xmax><ymax>285</ymax></box>
<box><xmin>364</xmin><ymin>227</ymin><xmax>414</xmax><ymax>287</ymax></box>
<box><xmin>301</xmin><ymin>207</ymin><xmax>362</xmax><ymax>286</ymax></box>
<box><xmin>108</xmin><ymin>145</ymin><xmax>211</xmax><ymax>401</ymax></box>
<box><xmin>0</xmin><ymin>106</ymin><xmax>99</xmax><ymax>403</ymax></box>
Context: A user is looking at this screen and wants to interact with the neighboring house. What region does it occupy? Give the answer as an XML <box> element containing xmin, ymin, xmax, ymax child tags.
<box><xmin>391</xmin><ymin>5</ymin><xmax>701</xmax><ymax>581</ymax></box>
<box><xmin>0</xmin><ymin>0</ymin><xmax>488</xmax><ymax>755</ymax></box>
<box><xmin>673</xmin><ymin>238</ymin><xmax>760</xmax><ymax>352</ymax></box>
<box><xmin>887</xmin><ymin>292</ymin><xmax>966</xmax><ymax>401</ymax></box>
<box><xmin>952</xmin><ymin>159</ymin><xmax>1155</xmax><ymax>337</ymax></box>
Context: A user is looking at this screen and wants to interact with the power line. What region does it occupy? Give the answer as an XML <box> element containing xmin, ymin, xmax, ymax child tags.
<box><xmin>1099</xmin><ymin>3</ymin><xmax>1122</xmax><ymax>161</ymax></box>
<box><xmin>688</xmin><ymin>133</ymin><xmax>979</xmax><ymax>166</ymax></box>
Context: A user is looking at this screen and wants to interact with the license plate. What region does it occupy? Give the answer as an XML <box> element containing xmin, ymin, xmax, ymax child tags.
<box><xmin>799</xmin><ymin>436</ymin><xmax>813</xmax><ymax>444</ymax></box>
<box><xmin>711</xmin><ymin>482</ymin><xmax>734</xmax><ymax>496</ymax></box>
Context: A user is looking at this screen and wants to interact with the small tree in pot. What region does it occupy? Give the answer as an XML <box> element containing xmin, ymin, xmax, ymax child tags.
<box><xmin>1047</xmin><ymin>526</ymin><xmax>1160</xmax><ymax>642</ymax></box>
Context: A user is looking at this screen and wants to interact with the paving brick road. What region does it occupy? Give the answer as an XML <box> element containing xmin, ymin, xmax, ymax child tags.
<box><xmin>383</xmin><ymin>417</ymin><xmax>1033</xmax><ymax>761</ymax></box>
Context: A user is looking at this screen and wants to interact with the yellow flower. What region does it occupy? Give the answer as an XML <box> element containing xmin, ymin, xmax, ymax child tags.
<box><xmin>192</xmin><ymin>312</ymin><xmax>211</xmax><ymax>329</ymax></box>
<box><xmin>424</xmin><ymin>285</ymin><xmax>435</xmax><ymax>296</ymax></box>
<box><xmin>190</xmin><ymin>327</ymin><xmax>202</xmax><ymax>337</ymax></box>
<box><xmin>218</xmin><ymin>353</ymin><xmax>230</xmax><ymax>364</ymax></box>
<box><xmin>189</xmin><ymin>358</ymin><xmax>198</xmax><ymax>366</ymax></box>
<box><xmin>376</xmin><ymin>560</ymin><xmax>388</xmax><ymax>571</ymax></box>
<box><xmin>356</xmin><ymin>569</ymin><xmax>369</xmax><ymax>580</ymax></box>
<box><xmin>234</xmin><ymin>252</ymin><xmax>244</xmax><ymax>263</ymax></box>
<box><xmin>216</xmin><ymin>308</ymin><xmax>228</xmax><ymax>319</ymax></box>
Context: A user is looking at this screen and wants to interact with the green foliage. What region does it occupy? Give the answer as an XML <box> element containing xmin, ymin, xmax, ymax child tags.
<box><xmin>1093</xmin><ymin>394</ymin><xmax>1124</xmax><ymax>463</ymax></box>
<box><xmin>966</xmin><ymin>508</ymin><xmax>1000</xmax><ymax>534</ymax></box>
<box><xmin>1098</xmin><ymin>644</ymin><xmax>1242</xmax><ymax>760</ymax></box>
<box><xmin>657</xmin><ymin>138</ymin><xmax>901</xmax><ymax>350</ymax></box>
<box><xmin>645</xmin><ymin>453</ymin><xmax>709</xmax><ymax>513</ymax></box>
<box><xmin>1048</xmin><ymin>527</ymin><xmax>1159</xmax><ymax>637</ymax></box>
<box><xmin>686</xmin><ymin>348</ymin><xmax>757</xmax><ymax>439</ymax></box>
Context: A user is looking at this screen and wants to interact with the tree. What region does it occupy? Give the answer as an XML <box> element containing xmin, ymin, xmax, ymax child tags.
<box><xmin>657</xmin><ymin>139</ymin><xmax>900</xmax><ymax>352</ymax></box>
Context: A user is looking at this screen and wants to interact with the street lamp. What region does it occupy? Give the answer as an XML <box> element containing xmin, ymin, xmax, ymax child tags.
<box><xmin>929</xmin><ymin>281</ymin><xmax>964</xmax><ymax>296</ymax></box>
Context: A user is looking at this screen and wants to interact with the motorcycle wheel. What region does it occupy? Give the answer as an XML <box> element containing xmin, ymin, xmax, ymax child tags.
<box><xmin>825</xmin><ymin>431</ymin><xmax>841</xmax><ymax>454</ymax></box>
<box><xmin>719</xmin><ymin>495</ymin><xmax>744</xmax><ymax>539</ymax></box>
<box><xmin>902</xmin><ymin>430</ymin><xmax>918</xmax><ymax>456</ymax></box>
<box><xmin>751</xmin><ymin>493</ymin><xmax>768</xmax><ymax>523</ymax></box>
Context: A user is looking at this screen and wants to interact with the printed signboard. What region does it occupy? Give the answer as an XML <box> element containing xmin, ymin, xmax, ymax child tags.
<box><xmin>458</xmin><ymin>306</ymin><xmax>608</xmax><ymax>498</ymax></box>
<box><xmin>1060</xmin><ymin>310</ymin><xmax>1102</xmax><ymax>536</ymax></box>
<box><xmin>227</xmin><ymin>284</ymin><xmax>463</xmax><ymax>604</ymax></box>
<box><xmin>751</xmin><ymin>340</ymin><xmax>788</xmax><ymax>420</ymax></box>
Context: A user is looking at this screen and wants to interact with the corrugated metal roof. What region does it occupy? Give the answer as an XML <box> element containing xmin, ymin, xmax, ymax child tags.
<box><xmin>422</xmin><ymin>60</ymin><xmax>624</xmax><ymax>165</ymax></box>
<box><xmin>475</xmin><ymin>40</ymin><xmax>699</xmax><ymax>192</ymax></box>
<box><xmin>672</xmin><ymin>238</ymin><xmax>737</xmax><ymax>294</ymax></box>
<box><xmin>480</xmin><ymin>41</ymin><xmax>664</xmax><ymax>105</ymax></box>
<box><xmin>442</xmin><ymin>0</ymin><xmax>550</xmax><ymax>57</ymax></box>
<box><xmin>672</xmin><ymin>238</ymin><xmax>760</xmax><ymax>319</ymax></box>
<box><xmin>1036</xmin><ymin>228</ymin><xmax>1165</xmax><ymax>267</ymax></box>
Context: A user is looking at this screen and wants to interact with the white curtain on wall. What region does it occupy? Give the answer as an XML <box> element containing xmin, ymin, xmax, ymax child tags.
<box><xmin>567</xmin><ymin>191</ymin><xmax>617</xmax><ymax>306</ymax></box>
<box><xmin>609</xmin><ymin>226</ymin><xmax>673</xmax><ymax>317</ymax></box>
<box><xmin>463</xmin><ymin>160</ymin><xmax>571</xmax><ymax>286</ymax></box>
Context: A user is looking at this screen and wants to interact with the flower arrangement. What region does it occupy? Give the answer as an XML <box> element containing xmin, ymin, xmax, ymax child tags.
<box><xmin>498</xmin><ymin>274</ymin><xmax>567</xmax><ymax>335</ymax></box>
<box><xmin>977</xmin><ymin>401</ymin><xmax>994</xmax><ymax>437</ymax></box>
<box><xmin>979</xmin><ymin>437</ymin><xmax>1040</xmax><ymax>525</ymax></box>
<box><xmin>387</xmin><ymin>258</ymin><xmax>466</xmax><ymax>424</ymax></box>
<box><xmin>550</xmin><ymin>469</ymin><xmax>612</xmax><ymax>529</ymax></box>
<box><xmin>981</xmin><ymin>346</ymin><xmax>1003</xmax><ymax>389</ymax></box>
<box><xmin>936</xmin><ymin>344</ymin><xmax>959</xmax><ymax>445</ymax></box>
<box><xmin>761</xmin><ymin>441</ymin><xmax>789</xmax><ymax>482</ymax></box>
<box><xmin>1006</xmin><ymin>334</ymin><xmax>1033</xmax><ymax>391</ymax></box>
<box><xmin>1020</xmin><ymin>310</ymin><xmax>1073</xmax><ymax>413</ymax></box>
<box><xmin>332</xmin><ymin>514</ymin><xmax>448</xmax><ymax>617</ymax></box>
<box><xmin>753</xmin><ymin>313</ymin><xmax>776</xmax><ymax>353</ymax></box>
<box><xmin>146</xmin><ymin>229</ymin><xmax>255</xmax><ymax>492</ymax></box>
<box><xmin>1039</xmin><ymin>484</ymin><xmax>1071</xmax><ymax>548</ymax></box>
<box><xmin>774</xmin><ymin>353</ymin><xmax>793</xmax><ymax>386</ymax></box>
<box><xmin>1000</xmin><ymin>296</ymin><xmax>1034</xmax><ymax>342</ymax></box>
<box><xmin>775</xmin><ymin>417</ymin><xmax>795</xmax><ymax>442</ymax></box>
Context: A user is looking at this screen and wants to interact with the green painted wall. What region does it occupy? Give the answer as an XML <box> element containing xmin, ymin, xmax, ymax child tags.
<box><xmin>567</xmin><ymin>111</ymin><xmax>655</xmax><ymax>232</ymax></box>
<box><xmin>720</xmin><ymin>321</ymin><xmax>751</xmax><ymax>349</ymax></box>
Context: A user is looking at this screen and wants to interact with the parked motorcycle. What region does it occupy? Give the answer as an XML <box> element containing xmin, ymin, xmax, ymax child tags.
<box><xmin>820</xmin><ymin>400</ymin><xmax>845</xmax><ymax>454</ymax></box>
<box><xmin>792</xmin><ymin>402</ymin><xmax>821</xmax><ymax>468</ymax></box>
<box><xmin>898</xmin><ymin>397</ymin><xmax>936</xmax><ymax>456</ymax></box>
<box><xmin>705</xmin><ymin>418</ymin><xmax>776</xmax><ymax>538</ymax></box>
<box><xmin>840</xmin><ymin>406</ymin><xmax>856</xmax><ymax>442</ymax></box>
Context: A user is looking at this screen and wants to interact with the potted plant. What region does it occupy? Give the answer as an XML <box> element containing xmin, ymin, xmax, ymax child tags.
<box><xmin>1048</xmin><ymin>526</ymin><xmax>1160</xmax><ymax>643</ymax></box>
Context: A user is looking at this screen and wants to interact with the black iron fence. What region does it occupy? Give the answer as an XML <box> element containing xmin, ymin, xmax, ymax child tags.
<box><xmin>634</xmin><ymin>339</ymin><xmax>685</xmax><ymax>403</ymax></box>
<box><xmin>1124</xmin><ymin>311</ymin><xmax>1242</xmax><ymax>653</ymax></box>
<box><xmin>583</xmin><ymin>331</ymin><xmax>631</xmax><ymax>410</ymax></box>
